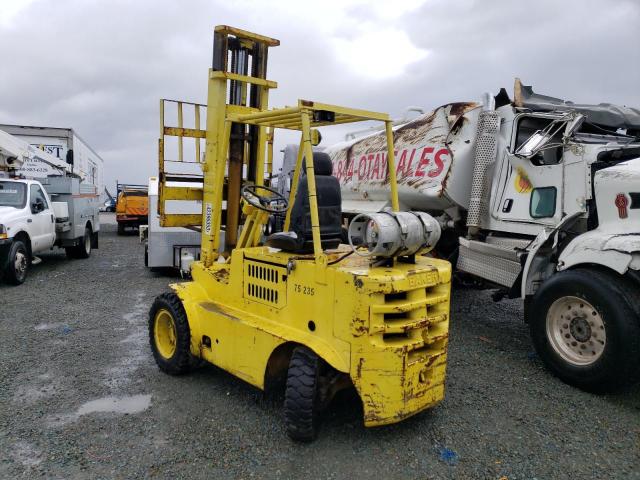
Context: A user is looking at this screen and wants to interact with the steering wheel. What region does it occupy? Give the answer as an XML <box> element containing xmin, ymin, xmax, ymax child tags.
<box><xmin>241</xmin><ymin>184</ymin><xmax>288</xmax><ymax>214</ymax></box>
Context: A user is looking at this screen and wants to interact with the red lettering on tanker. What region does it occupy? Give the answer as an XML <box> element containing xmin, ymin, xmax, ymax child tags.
<box><xmin>334</xmin><ymin>146</ymin><xmax>449</xmax><ymax>183</ymax></box>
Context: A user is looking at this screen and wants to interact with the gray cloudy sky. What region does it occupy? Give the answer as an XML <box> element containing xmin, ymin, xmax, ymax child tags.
<box><xmin>1</xmin><ymin>0</ymin><xmax>638</xmax><ymax>191</ymax></box>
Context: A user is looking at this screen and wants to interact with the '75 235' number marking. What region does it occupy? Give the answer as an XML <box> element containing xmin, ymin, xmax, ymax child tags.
<box><xmin>294</xmin><ymin>284</ymin><xmax>315</xmax><ymax>296</ymax></box>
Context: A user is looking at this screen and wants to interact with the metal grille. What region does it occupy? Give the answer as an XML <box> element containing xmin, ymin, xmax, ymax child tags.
<box><xmin>369</xmin><ymin>274</ymin><xmax>449</xmax><ymax>366</ymax></box>
<box><xmin>244</xmin><ymin>259</ymin><xmax>287</xmax><ymax>308</ymax></box>
<box><xmin>467</xmin><ymin>111</ymin><xmax>500</xmax><ymax>228</ymax></box>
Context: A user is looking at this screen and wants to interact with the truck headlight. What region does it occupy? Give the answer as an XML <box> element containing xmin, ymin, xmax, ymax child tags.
<box><xmin>0</xmin><ymin>224</ymin><xmax>7</xmax><ymax>240</ymax></box>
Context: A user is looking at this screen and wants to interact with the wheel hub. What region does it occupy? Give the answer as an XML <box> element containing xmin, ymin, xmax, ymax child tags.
<box><xmin>154</xmin><ymin>309</ymin><xmax>177</xmax><ymax>359</ymax></box>
<box><xmin>546</xmin><ymin>296</ymin><xmax>606</xmax><ymax>366</ymax></box>
<box><xmin>15</xmin><ymin>251</ymin><xmax>27</xmax><ymax>274</ymax></box>
<box><xmin>569</xmin><ymin>316</ymin><xmax>591</xmax><ymax>342</ymax></box>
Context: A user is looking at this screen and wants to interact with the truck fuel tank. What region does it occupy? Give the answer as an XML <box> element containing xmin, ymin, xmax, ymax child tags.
<box><xmin>326</xmin><ymin>102</ymin><xmax>481</xmax><ymax>213</ymax></box>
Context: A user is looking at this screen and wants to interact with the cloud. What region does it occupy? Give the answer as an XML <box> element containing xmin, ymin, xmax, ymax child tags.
<box><xmin>0</xmin><ymin>0</ymin><xmax>638</xmax><ymax>191</ymax></box>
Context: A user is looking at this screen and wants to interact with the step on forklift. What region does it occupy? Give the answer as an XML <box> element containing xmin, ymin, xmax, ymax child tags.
<box><xmin>149</xmin><ymin>25</ymin><xmax>452</xmax><ymax>441</ymax></box>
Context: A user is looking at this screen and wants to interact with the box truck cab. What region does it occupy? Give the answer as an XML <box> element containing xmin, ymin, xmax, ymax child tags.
<box><xmin>0</xmin><ymin>176</ymin><xmax>98</xmax><ymax>284</ymax></box>
<box><xmin>0</xmin><ymin>179</ymin><xmax>56</xmax><ymax>262</ymax></box>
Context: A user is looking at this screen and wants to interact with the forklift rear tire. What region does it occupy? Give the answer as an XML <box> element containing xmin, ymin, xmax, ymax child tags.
<box><xmin>4</xmin><ymin>240</ymin><xmax>29</xmax><ymax>285</ymax></box>
<box><xmin>530</xmin><ymin>268</ymin><xmax>640</xmax><ymax>393</ymax></box>
<box><xmin>149</xmin><ymin>292</ymin><xmax>196</xmax><ymax>375</ymax></box>
<box><xmin>284</xmin><ymin>347</ymin><xmax>323</xmax><ymax>442</ymax></box>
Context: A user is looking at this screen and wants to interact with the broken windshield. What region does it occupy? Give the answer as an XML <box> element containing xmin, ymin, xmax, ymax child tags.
<box><xmin>0</xmin><ymin>181</ymin><xmax>27</xmax><ymax>208</ymax></box>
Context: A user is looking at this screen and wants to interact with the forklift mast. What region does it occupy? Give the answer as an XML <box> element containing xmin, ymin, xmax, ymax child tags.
<box><xmin>157</xmin><ymin>25</ymin><xmax>401</xmax><ymax>268</ymax></box>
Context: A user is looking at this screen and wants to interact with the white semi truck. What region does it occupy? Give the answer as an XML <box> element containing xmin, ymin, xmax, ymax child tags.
<box><xmin>322</xmin><ymin>79</ymin><xmax>640</xmax><ymax>393</ymax></box>
<box><xmin>0</xmin><ymin>129</ymin><xmax>100</xmax><ymax>285</ymax></box>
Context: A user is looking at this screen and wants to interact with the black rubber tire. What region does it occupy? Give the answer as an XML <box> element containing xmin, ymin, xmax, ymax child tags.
<box><xmin>67</xmin><ymin>226</ymin><xmax>92</xmax><ymax>259</ymax></box>
<box><xmin>148</xmin><ymin>292</ymin><xmax>195</xmax><ymax>375</ymax></box>
<box><xmin>530</xmin><ymin>268</ymin><xmax>640</xmax><ymax>393</ymax></box>
<box><xmin>144</xmin><ymin>244</ymin><xmax>149</xmax><ymax>267</ymax></box>
<box><xmin>284</xmin><ymin>347</ymin><xmax>322</xmax><ymax>442</ymax></box>
<box><xmin>76</xmin><ymin>226</ymin><xmax>92</xmax><ymax>259</ymax></box>
<box><xmin>117</xmin><ymin>223</ymin><xmax>125</xmax><ymax>236</ymax></box>
<box><xmin>4</xmin><ymin>240</ymin><xmax>29</xmax><ymax>285</ymax></box>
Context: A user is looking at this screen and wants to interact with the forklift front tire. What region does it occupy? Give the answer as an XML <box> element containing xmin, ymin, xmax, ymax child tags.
<box><xmin>284</xmin><ymin>347</ymin><xmax>323</xmax><ymax>442</ymax></box>
<box><xmin>149</xmin><ymin>292</ymin><xmax>196</xmax><ymax>375</ymax></box>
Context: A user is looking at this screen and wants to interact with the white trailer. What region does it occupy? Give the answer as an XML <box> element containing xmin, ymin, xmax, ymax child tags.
<box><xmin>0</xmin><ymin>124</ymin><xmax>104</xmax><ymax>199</ymax></box>
<box><xmin>143</xmin><ymin>176</ymin><xmax>200</xmax><ymax>274</ymax></box>
<box><xmin>322</xmin><ymin>79</ymin><xmax>640</xmax><ymax>393</ymax></box>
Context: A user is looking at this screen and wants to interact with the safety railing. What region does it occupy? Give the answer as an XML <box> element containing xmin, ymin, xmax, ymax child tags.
<box><xmin>158</xmin><ymin>99</ymin><xmax>206</xmax><ymax>227</ymax></box>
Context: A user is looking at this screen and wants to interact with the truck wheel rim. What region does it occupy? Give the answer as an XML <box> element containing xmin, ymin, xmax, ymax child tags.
<box><xmin>15</xmin><ymin>250</ymin><xmax>27</xmax><ymax>277</ymax></box>
<box><xmin>154</xmin><ymin>309</ymin><xmax>177</xmax><ymax>359</ymax></box>
<box><xmin>85</xmin><ymin>234</ymin><xmax>91</xmax><ymax>254</ymax></box>
<box><xmin>546</xmin><ymin>296</ymin><xmax>606</xmax><ymax>366</ymax></box>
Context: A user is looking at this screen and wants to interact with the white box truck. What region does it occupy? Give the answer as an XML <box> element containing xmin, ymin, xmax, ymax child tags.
<box><xmin>0</xmin><ymin>129</ymin><xmax>100</xmax><ymax>285</ymax></box>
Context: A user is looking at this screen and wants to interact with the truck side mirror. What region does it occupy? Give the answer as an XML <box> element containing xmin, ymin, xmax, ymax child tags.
<box><xmin>515</xmin><ymin>131</ymin><xmax>550</xmax><ymax>157</ymax></box>
<box><xmin>564</xmin><ymin>114</ymin><xmax>585</xmax><ymax>138</ymax></box>
<box><xmin>514</xmin><ymin>112</ymin><xmax>584</xmax><ymax>159</ymax></box>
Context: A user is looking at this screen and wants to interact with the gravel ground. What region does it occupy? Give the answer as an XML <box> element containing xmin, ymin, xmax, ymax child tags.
<box><xmin>1</xmin><ymin>212</ymin><xmax>639</xmax><ymax>479</ymax></box>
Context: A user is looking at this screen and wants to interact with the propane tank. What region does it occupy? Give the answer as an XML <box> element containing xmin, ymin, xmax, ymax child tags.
<box><xmin>347</xmin><ymin>211</ymin><xmax>441</xmax><ymax>258</ymax></box>
<box><xmin>180</xmin><ymin>251</ymin><xmax>195</xmax><ymax>275</ymax></box>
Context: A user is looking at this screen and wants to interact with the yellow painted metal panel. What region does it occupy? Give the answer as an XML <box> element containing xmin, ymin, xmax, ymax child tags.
<box><xmin>200</xmin><ymin>71</ymin><xmax>228</xmax><ymax>265</ymax></box>
<box><xmin>385</xmin><ymin>121</ymin><xmax>400</xmax><ymax>211</ymax></box>
<box><xmin>297</xmin><ymin>99</ymin><xmax>390</xmax><ymax>121</ymax></box>
<box><xmin>209</xmin><ymin>71</ymin><xmax>278</xmax><ymax>89</ymax></box>
<box><xmin>160</xmin><ymin>214</ymin><xmax>202</xmax><ymax>227</ymax></box>
<box><xmin>214</xmin><ymin>25</ymin><xmax>280</xmax><ymax>47</ymax></box>
<box><xmin>163</xmin><ymin>127</ymin><xmax>207</xmax><ymax>139</ymax></box>
<box><xmin>283</xmin><ymin>137</ymin><xmax>305</xmax><ymax>231</ymax></box>
<box><xmin>162</xmin><ymin>186</ymin><xmax>203</xmax><ymax>201</ymax></box>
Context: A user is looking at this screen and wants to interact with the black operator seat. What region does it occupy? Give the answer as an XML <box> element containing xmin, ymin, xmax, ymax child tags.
<box><xmin>266</xmin><ymin>152</ymin><xmax>342</xmax><ymax>253</ymax></box>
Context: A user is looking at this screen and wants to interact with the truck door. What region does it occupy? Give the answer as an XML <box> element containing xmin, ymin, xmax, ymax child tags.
<box><xmin>29</xmin><ymin>184</ymin><xmax>55</xmax><ymax>251</ymax></box>
<box><xmin>491</xmin><ymin>114</ymin><xmax>573</xmax><ymax>228</ymax></box>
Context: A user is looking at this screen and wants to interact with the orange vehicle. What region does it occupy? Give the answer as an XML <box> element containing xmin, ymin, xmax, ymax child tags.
<box><xmin>116</xmin><ymin>183</ymin><xmax>148</xmax><ymax>235</ymax></box>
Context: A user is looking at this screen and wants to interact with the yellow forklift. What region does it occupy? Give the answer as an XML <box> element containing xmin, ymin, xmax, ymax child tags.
<box><xmin>150</xmin><ymin>25</ymin><xmax>452</xmax><ymax>441</ymax></box>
